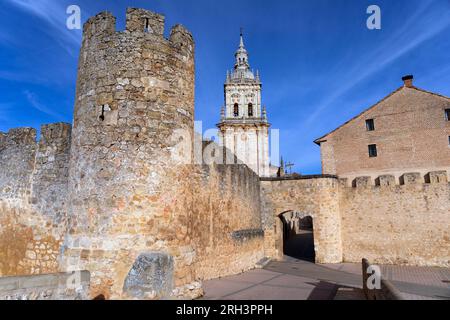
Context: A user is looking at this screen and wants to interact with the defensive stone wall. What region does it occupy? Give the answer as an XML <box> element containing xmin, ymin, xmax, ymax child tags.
<box><xmin>0</xmin><ymin>124</ymin><xmax>71</xmax><ymax>277</ymax></box>
<box><xmin>0</xmin><ymin>8</ymin><xmax>265</xmax><ymax>299</ymax></box>
<box><xmin>30</xmin><ymin>123</ymin><xmax>72</xmax><ymax>222</ymax></box>
<box><xmin>60</xmin><ymin>8</ymin><xmax>264</xmax><ymax>299</ymax></box>
<box><xmin>0</xmin><ymin>128</ymin><xmax>37</xmax><ymax>205</ymax></box>
<box><xmin>260</xmin><ymin>175</ymin><xmax>342</xmax><ymax>263</ymax></box>
<box><xmin>340</xmin><ymin>171</ymin><xmax>450</xmax><ymax>267</ymax></box>
<box><xmin>1</xmin><ymin>7</ymin><xmax>447</xmax><ymax>300</ymax></box>
<box><xmin>62</xmin><ymin>7</ymin><xmax>196</xmax><ymax>299</ymax></box>
<box><xmin>191</xmin><ymin>164</ymin><xmax>264</xmax><ymax>282</ymax></box>
<box><xmin>261</xmin><ymin>172</ymin><xmax>450</xmax><ymax>268</ymax></box>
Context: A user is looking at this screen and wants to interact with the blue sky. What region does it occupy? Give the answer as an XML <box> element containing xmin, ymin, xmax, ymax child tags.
<box><xmin>1</xmin><ymin>0</ymin><xmax>449</xmax><ymax>174</ymax></box>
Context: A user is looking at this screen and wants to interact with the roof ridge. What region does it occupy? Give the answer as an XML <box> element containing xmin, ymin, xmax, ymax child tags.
<box><xmin>313</xmin><ymin>86</ymin><xmax>403</xmax><ymax>145</ymax></box>
<box><xmin>410</xmin><ymin>86</ymin><xmax>450</xmax><ymax>100</ymax></box>
<box><xmin>313</xmin><ymin>85</ymin><xmax>450</xmax><ymax>145</ymax></box>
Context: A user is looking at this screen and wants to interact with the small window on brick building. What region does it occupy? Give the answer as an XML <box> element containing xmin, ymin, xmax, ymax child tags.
<box><xmin>366</xmin><ymin>119</ymin><xmax>375</xmax><ymax>131</ymax></box>
<box><xmin>368</xmin><ymin>144</ymin><xmax>378</xmax><ymax>158</ymax></box>
<box><xmin>248</xmin><ymin>103</ymin><xmax>253</xmax><ymax>117</ymax></box>
<box><xmin>234</xmin><ymin>103</ymin><xmax>239</xmax><ymax>117</ymax></box>
<box><xmin>448</xmin><ymin>136</ymin><xmax>450</xmax><ymax>146</ymax></box>
<box><xmin>445</xmin><ymin>109</ymin><xmax>450</xmax><ymax>121</ymax></box>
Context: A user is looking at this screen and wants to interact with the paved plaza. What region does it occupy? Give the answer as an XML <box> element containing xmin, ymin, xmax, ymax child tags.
<box><xmin>202</xmin><ymin>257</ymin><xmax>450</xmax><ymax>300</ymax></box>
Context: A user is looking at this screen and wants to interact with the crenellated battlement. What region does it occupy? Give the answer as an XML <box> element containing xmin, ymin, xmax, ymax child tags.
<box><xmin>0</xmin><ymin>123</ymin><xmax>72</xmax><ymax>203</ymax></box>
<box><xmin>81</xmin><ymin>8</ymin><xmax>194</xmax><ymax>55</ymax></box>
<box><xmin>170</xmin><ymin>24</ymin><xmax>195</xmax><ymax>56</ymax></box>
<box><xmin>39</xmin><ymin>123</ymin><xmax>71</xmax><ymax>146</ymax></box>
<box><xmin>0</xmin><ymin>127</ymin><xmax>36</xmax><ymax>147</ymax></box>
<box><xmin>125</xmin><ymin>8</ymin><xmax>165</xmax><ymax>35</ymax></box>
<box><xmin>0</xmin><ymin>124</ymin><xmax>72</xmax><ymax>150</ymax></box>
<box><xmin>1</xmin><ymin>6</ymin><xmax>447</xmax><ymax>299</ymax></box>
<box><xmin>425</xmin><ymin>171</ymin><xmax>448</xmax><ymax>184</ymax></box>
<box><xmin>82</xmin><ymin>11</ymin><xmax>116</xmax><ymax>39</ymax></box>
<box><xmin>343</xmin><ymin>171</ymin><xmax>450</xmax><ymax>189</ymax></box>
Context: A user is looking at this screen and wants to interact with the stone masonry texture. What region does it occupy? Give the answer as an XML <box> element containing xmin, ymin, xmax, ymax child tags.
<box><xmin>0</xmin><ymin>7</ymin><xmax>449</xmax><ymax>300</ymax></box>
<box><xmin>261</xmin><ymin>174</ymin><xmax>449</xmax><ymax>268</ymax></box>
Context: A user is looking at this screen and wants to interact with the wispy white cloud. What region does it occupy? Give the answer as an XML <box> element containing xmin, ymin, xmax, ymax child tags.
<box><xmin>4</xmin><ymin>0</ymin><xmax>82</xmax><ymax>54</ymax></box>
<box><xmin>304</xmin><ymin>0</ymin><xmax>450</xmax><ymax>125</ymax></box>
<box><xmin>23</xmin><ymin>90</ymin><xmax>64</xmax><ymax>120</ymax></box>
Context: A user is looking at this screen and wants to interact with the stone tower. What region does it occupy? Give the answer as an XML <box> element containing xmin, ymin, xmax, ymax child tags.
<box><xmin>63</xmin><ymin>8</ymin><xmax>195</xmax><ymax>299</ymax></box>
<box><xmin>217</xmin><ymin>32</ymin><xmax>270</xmax><ymax>177</ymax></box>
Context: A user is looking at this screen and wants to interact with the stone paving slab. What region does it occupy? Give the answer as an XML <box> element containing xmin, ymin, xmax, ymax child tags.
<box><xmin>322</xmin><ymin>262</ymin><xmax>450</xmax><ymax>289</ymax></box>
<box><xmin>213</xmin><ymin>269</ymin><xmax>281</xmax><ymax>285</ymax></box>
<box><xmin>202</xmin><ymin>269</ymin><xmax>338</xmax><ymax>300</ymax></box>
<box><xmin>334</xmin><ymin>287</ymin><xmax>366</xmax><ymax>300</ymax></box>
<box><xmin>380</xmin><ymin>265</ymin><xmax>450</xmax><ymax>289</ymax></box>
<box><xmin>202</xmin><ymin>257</ymin><xmax>450</xmax><ymax>300</ymax></box>
<box><xmin>222</xmin><ymin>284</ymin><xmax>317</xmax><ymax>300</ymax></box>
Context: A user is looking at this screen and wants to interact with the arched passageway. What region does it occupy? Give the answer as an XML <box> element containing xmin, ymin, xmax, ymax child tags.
<box><xmin>279</xmin><ymin>212</ymin><xmax>315</xmax><ymax>262</ymax></box>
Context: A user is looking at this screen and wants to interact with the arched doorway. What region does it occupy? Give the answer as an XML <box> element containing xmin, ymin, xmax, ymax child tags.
<box><xmin>278</xmin><ymin>211</ymin><xmax>315</xmax><ymax>262</ymax></box>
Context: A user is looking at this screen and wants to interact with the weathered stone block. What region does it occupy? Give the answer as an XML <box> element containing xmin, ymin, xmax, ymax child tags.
<box><xmin>126</xmin><ymin>8</ymin><xmax>164</xmax><ymax>35</ymax></box>
<box><xmin>170</xmin><ymin>24</ymin><xmax>194</xmax><ymax>56</ymax></box>
<box><xmin>0</xmin><ymin>271</ymin><xmax>90</xmax><ymax>300</ymax></box>
<box><xmin>83</xmin><ymin>11</ymin><xmax>116</xmax><ymax>38</ymax></box>
<box><xmin>400</xmin><ymin>172</ymin><xmax>422</xmax><ymax>185</ymax></box>
<box><xmin>375</xmin><ymin>175</ymin><xmax>396</xmax><ymax>187</ymax></box>
<box><xmin>123</xmin><ymin>252</ymin><xmax>174</xmax><ymax>299</ymax></box>
<box><xmin>338</xmin><ymin>178</ymin><xmax>348</xmax><ymax>188</ymax></box>
<box><xmin>425</xmin><ymin>171</ymin><xmax>448</xmax><ymax>184</ymax></box>
<box><xmin>231</xmin><ymin>229</ymin><xmax>264</xmax><ymax>243</ymax></box>
<box><xmin>353</xmin><ymin>176</ymin><xmax>372</xmax><ymax>188</ymax></box>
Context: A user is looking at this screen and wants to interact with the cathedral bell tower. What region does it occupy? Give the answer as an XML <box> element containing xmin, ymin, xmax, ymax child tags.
<box><xmin>217</xmin><ymin>32</ymin><xmax>270</xmax><ymax>177</ymax></box>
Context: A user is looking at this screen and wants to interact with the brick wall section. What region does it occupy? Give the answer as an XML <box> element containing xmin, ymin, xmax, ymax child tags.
<box><xmin>318</xmin><ymin>87</ymin><xmax>450</xmax><ymax>181</ymax></box>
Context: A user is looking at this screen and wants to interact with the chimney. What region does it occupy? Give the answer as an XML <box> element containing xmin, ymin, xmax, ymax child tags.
<box><xmin>402</xmin><ymin>75</ymin><xmax>414</xmax><ymax>88</ymax></box>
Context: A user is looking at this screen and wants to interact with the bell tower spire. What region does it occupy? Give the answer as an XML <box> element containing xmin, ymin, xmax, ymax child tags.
<box><xmin>235</xmin><ymin>29</ymin><xmax>250</xmax><ymax>71</ymax></box>
<box><xmin>218</xmin><ymin>31</ymin><xmax>271</xmax><ymax>177</ymax></box>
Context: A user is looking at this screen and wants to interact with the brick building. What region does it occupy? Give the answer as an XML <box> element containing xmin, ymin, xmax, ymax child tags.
<box><xmin>314</xmin><ymin>75</ymin><xmax>450</xmax><ymax>181</ymax></box>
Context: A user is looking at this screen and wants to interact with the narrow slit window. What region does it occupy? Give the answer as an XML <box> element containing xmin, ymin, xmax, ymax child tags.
<box><xmin>233</xmin><ymin>103</ymin><xmax>239</xmax><ymax>117</ymax></box>
<box><xmin>99</xmin><ymin>105</ymin><xmax>106</xmax><ymax>121</ymax></box>
<box><xmin>448</xmin><ymin>136</ymin><xmax>450</xmax><ymax>146</ymax></box>
<box><xmin>248</xmin><ymin>103</ymin><xmax>253</xmax><ymax>117</ymax></box>
<box><xmin>144</xmin><ymin>18</ymin><xmax>150</xmax><ymax>33</ymax></box>
<box><xmin>368</xmin><ymin>144</ymin><xmax>378</xmax><ymax>158</ymax></box>
<box><xmin>366</xmin><ymin>119</ymin><xmax>375</xmax><ymax>131</ymax></box>
<box><xmin>445</xmin><ymin>109</ymin><xmax>450</xmax><ymax>121</ymax></box>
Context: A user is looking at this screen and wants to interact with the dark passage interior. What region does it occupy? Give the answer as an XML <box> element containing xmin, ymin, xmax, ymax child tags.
<box><xmin>280</xmin><ymin>213</ymin><xmax>315</xmax><ymax>262</ymax></box>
